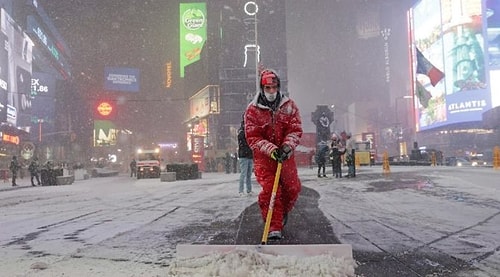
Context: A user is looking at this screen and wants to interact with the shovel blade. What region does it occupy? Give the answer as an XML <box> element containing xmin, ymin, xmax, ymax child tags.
<box><xmin>176</xmin><ymin>244</ymin><xmax>352</xmax><ymax>259</ymax></box>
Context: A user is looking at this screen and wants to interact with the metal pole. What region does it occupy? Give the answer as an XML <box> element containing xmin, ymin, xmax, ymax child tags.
<box><xmin>254</xmin><ymin>6</ymin><xmax>259</xmax><ymax>93</ymax></box>
<box><xmin>38</xmin><ymin>119</ymin><xmax>43</xmax><ymax>142</ymax></box>
<box><xmin>395</xmin><ymin>96</ymin><xmax>413</xmax><ymax>157</ymax></box>
<box><xmin>395</xmin><ymin>99</ymin><xmax>399</xmax><ymax>157</ymax></box>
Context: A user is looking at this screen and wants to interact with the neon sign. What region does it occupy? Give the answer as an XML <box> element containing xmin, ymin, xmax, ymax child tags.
<box><xmin>97</xmin><ymin>102</ymin><xmax>113</xmax><ymax>116</ymax></box>
<box><xmin>242</xmin><ymin>2</ymin><xmax>260</xmax><ymax>68</ymax></box>
<box><xmin>2</xmin><ymin>133</ymin><xmax>20</xmax><ymax>145</ymax></box>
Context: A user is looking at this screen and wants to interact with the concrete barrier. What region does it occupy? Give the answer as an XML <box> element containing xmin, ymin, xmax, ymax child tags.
<box><xmin>92</xmin><ymin>168</ymin><xmax>120</xmax><ymax>177</ymax></box>
<box><xmin>56</xmin><ymin>175</ymin><xmax>75</xmax><ymax>186</ymax></box>
<box><xmin>74</xmin><ymin>169</ymin><xmax>87</xmax><ymax>180</ymax></box>
<box><xmin>160</xmin><ymin>172</ymin><xmax>176</xmax><ymax>182</ymax></box>
<box><xmin>165</xmin><ymin>163</ymin><xmax>199</xmax><ymax>180</ymax></box>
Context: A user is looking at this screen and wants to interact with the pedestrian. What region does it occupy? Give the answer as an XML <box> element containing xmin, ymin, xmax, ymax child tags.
<box><xmin>315</xmin><ymin>141</ymin><xmax>328</xmax><ymax>178</ymax></box>
<box><xmin>232</xmin><ymin>152</ymin><xmax>238</xmax><ymax>173</ymax></box>
<box><xmin>130</xmin><ymin>158</ymin><xmax>137</xmax><ymax>177</ymax></box>
<box><xmin>224</xmin><ymin>152</ymin><xmax>231</xmax><ymax>174</ymax></box>
<box><xmin>9</xmin><ymin>155</ymin><xmax>20</xmax><ymax>187</ymax></box>
<box><xmin>329</xmin><ymin>135</ymin><xmax>345</xmax><ymax>178</ymax></box>
<box><xmin>43</xmin><ymin>161</ymin><xmax>55</xmax><ymax>186</ymax></box>
<box><xmin>28</xmin><ymin>157</ymin><xmax>41</xmax><ymax>186</ymax></box>
<box><xmin>237</xmin><ymin>119</ymin><xmax>254</xmax><ymax>196</ymax></box>
<box><xmin>345</xmin><ymin>132</ymin><xmax>356</xmax><ymax>177</ymax></box>
<box><xmin>244</xmin><ymin>69</ymin><xmax>303</xmax><ymax>240</ymax></box>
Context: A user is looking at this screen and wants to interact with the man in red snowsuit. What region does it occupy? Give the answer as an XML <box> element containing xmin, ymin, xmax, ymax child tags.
<box><xmin>244</xmin><ymin>69</ymin><xmax>303</xmax><ymax>240</ymax></box>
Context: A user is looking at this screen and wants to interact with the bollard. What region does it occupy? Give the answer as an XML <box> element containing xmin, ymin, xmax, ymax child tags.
<box><xmin>382</xmin><ymin>151</ymin><xmax>390</xmax><ymax>176</ymax></box>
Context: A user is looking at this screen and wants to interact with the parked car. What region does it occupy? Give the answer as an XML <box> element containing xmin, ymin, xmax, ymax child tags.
<box><xmin>445</xmin><ymin>157</ymin><xmax>457</xmax><ymax>166</ymax></box>
<box><xmin>469</xmin><ymin>157</ymin><xmax>488</xmax><ymax>167</ymax></box>
<box><xmin>455</xmin><ymin>158</ymin><xmax>472</xmax><ymax>167</ymax></box>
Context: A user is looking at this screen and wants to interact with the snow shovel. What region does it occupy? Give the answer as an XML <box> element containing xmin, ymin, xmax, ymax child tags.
<box><xmin>176</xmin><ymin>161</ymin><xmax>353</xmax><ymax>259</ymax></box>
<box><xmin>260</xmin><ymin>160</ymin><xmax>283</xmax><ymax>244</ymax></box>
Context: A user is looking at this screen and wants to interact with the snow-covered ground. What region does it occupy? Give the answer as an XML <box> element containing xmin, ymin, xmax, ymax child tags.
<box><xmin>0</xmin><ymin>166</ymin><xmax>499</xmax><ymax>276</ymax></box>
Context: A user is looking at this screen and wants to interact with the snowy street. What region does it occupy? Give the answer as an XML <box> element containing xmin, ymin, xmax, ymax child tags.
<box><xmin>0</xmin><ymin>166</ymin><xmax>499</xmax><ymax>276</ymax></box>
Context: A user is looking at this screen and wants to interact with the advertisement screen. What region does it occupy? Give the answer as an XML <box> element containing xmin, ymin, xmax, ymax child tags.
<box><xmin>27</xmin><ymin>16</ymin><xmax>71</xmax><ymax>79</ymax></box>
<box><xmin>179</xmin><ymin>2</ymin><xmax>207</xmax><ymax>78</ymax></box>
<box><xmin>487</xmin><ymin>0</ymin><xmax>500</xmax><ymax>68</ymax></box>
<box><xmin>410</xmin><ymin>0</ymin><xmax>495</xmax><ymax>131</ymax></box>
<box><xmin>0</xmin><ymin>31</ymin><xmax>8</xmax><ymax>123</ymax></box>
<box><xmin>94</xmin><ymin>120</ymin><xmax>118</xmax><ymax>147</ymax></box>
<box><xmin>487</xmin><ymin>0</ymin><xmax>500</xmax><ymax>107</ymax></box>
<box><xmin>30</xmin><ymin>71</ymin><xmax>56</xmax><ymax>139</ymax></box>
<box><xmin>104</xmin><ymin>67</ymin><xmax>140</xmax><ymax>92</ymax></box>
<box><xmin>1</xmin><ymin>9</ymin><xmax>35</xmax><ymax>128</ymax></box>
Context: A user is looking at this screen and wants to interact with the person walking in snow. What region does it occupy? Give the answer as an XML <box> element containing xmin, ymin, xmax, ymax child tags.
<box><xmin>28</xmin><ymin>157</ymin><xmax>41</xmax><ymax>186</ymax></box>
<box><xmin>9</xmin><ymin>155</ymin><xmax>20</xmax><ymax>187</ymax></box>
<box><xmin>244</xmin><ymin>69</ymin><xmax>303</xmax><ymax>240</ymax></box>
<box><xmin>237</xmin><ymin>118</ymin><xmax>254</xmax><ymax>196</ymax></box>
<box><xmin>329</xmin><ymin>135</ymin><xmax>345</xmax><ymax>178</ymax></box>
<box><xmin>315</xmin><ymin>140</ymin><xmax>329</xmax><ymax>178</ymax></box>
<box><xmin>130</xmin><ymin>158</ymin><xmax>137</xmax><ymax>177</ymax></box>
<box><xmin>345</xmin><ymin>132</ymin><xmax>356</xmax><ymax>177</ymax></box>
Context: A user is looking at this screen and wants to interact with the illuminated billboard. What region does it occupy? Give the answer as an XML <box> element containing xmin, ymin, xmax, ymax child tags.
<box><xmin>30</xmin><ymin>72</ymin><xmax>56</xmax><ymax>140</ymax></box>
<box><xmin>1</xmin><ymin>9</ymin><xmax>35</xmax><ymax>128</ymax></box>
<box><xmin>410</xmin><ymin>0</ymin><xmax>497</xmax><ymax>131</ymax></box>
<box><xmin>179</xmin><ymin>2</ymin><xmax>207</xmax><ymax>78</ymax></box>
<box><xmin>487</xmin><ymin>0</ymin><xmax>500</xmax><ymax>108</ymax></box>
<box><xmin>27</xmin><ymin>16</ymin><xmax>71</xmax><ymax>79</ymax></box>
<box><xmin>93</xmin><ymin>120</ymin><xmax>118</xmax><ymax>147</ymax></box>
<box><xmin>104</xmin><ymin>67</ymin><xmax>140</xmax><ymax>92</ymax></box>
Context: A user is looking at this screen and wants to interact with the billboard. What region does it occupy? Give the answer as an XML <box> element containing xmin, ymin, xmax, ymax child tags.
<box><xmin>104</xmin><ymin>67</ymin><xmax>140</xmax><ymax>92</ymax></box>
<box><xmin>30</xmin><ymin>72</ymin><xmax>56</xmax><ymax>140</ymax></box>
<box><xmin>27</xmin><ymin>16</ymin><xmax>71</xmax><ymax>79</ymax></box>
<box><xmin>1</xmin><ymin>9</ymin><xmax>35</xmax><ymax>128</ymax></box>
<box><xmin>487</xmin><ymin>0</ymin><xmax>500</xmax><ymax>108</ymax></box>
<box><xmin>94</xmin><ymin>120</ymin><xmax>118</xmax><ymax>147</ymax></box>
<box><xmin>179</xmin><ymin>2</ymin><xmax>207</xmax><ymax>78</ymax></box>
<box><xmin>410</xmin><ymin>0</ymin><xmax>497</xmax><ymax>131</ymax></box>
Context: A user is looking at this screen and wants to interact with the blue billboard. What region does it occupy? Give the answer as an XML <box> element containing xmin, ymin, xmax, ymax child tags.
<box><xmin>104</xmin><ymin>67</ymin><xmax>140</xmax><ymax>93</ymax></box>
<box><xmin>410</xmin><ymin>0</ymin><xmax>498</xmax><ymax>131</ymax></box>
<box><xmin>30</xmin><ymin>71</ymin><xmax>56</xmax><ymax>140</ymax></box>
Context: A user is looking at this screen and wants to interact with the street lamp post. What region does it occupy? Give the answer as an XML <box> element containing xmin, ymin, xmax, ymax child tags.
<box><xmin>395</xmin><ymin>95</ymin><xmax>413</xmax><ymax>157</ymax></box>
<box><xmin>37</xmin><ymin>119</ymin><xmax>44</xmax><ymax>142</ymax></box>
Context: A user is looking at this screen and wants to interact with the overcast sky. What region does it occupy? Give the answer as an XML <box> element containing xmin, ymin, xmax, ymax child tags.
<box><xmin>43</xmin><ymin>0</ymin><xmax>416</xmax><ymax>136</ymax></box>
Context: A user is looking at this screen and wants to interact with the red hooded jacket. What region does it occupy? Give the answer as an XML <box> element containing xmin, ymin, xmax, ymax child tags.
<box><xmin>244</xmin><ymin>92</ymin><xmax>303</xmax><ymax>232</ymax></box>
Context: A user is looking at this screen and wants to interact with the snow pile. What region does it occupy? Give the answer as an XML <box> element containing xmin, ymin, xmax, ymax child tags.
<box><xmin>167</xmin><ymin>249</ymin><xmax>356</xmax><ymax>277</ymax></box>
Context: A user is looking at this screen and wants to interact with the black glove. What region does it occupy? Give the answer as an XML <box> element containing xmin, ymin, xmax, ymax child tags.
<box><xmin>271</xmin><ymin>149</ymin><xmax>284</xmax><ymax>162</ymax></box>
<box><xmin>280</xmin><ymin>144</ymin><xmax>292</xmax><ymax>161</ymax></box>
<box><xmin>271</xmin><ymin>144</ymin><xmax>292</xmax><ymax>162</ymax></box>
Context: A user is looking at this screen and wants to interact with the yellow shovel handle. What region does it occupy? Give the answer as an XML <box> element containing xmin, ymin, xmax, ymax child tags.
<box><xmin>261</xmin><ymin>162</ymin><xmax>283</xmax><ymax>244</ymax></box>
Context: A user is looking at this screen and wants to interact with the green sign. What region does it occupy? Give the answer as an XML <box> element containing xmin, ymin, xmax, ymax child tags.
<box><xmin>94</xmin><ymin>120</ymin><xmax>118</xmax><ymax>147</ymax></box>
<box><xmin>179</xmin><ymin>3</ymin><xmax>207</xmax><ymax>78</ymax></box>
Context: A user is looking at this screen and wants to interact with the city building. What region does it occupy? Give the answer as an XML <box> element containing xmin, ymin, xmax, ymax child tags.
<box><xmin>0</xmin><ymin>0</ymin><xmax>74</xmax><ymax>171</ymax></box>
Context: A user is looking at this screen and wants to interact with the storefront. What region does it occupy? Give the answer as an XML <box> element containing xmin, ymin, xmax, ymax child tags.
<box><xmin>0</xmin><ymin>124</ymin><xmax>32</xmax><ymax>179</ymax></box>
<box><xmin>186</xmin><ymin>85</ymin><xmax>220</xmax><ymax>172</ymax></box>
